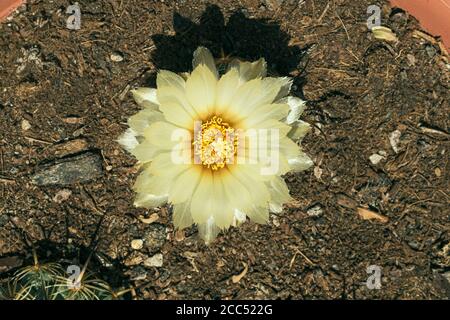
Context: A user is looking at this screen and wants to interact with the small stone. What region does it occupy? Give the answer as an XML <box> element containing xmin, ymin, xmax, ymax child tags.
<box><xmin>331</xmin><ymin>264</ymin><xmax>340</xmax><ymax>271</ymax></box>
<box><xmin>131</xmin><ymin>239</ymin><xmax>144</xmax><ymax>250</ymax></box>
<box><xmin>143</xmin><ymin>223</ymin><xmax>166</xmax><ymax>253</ymax></box>
<box><xmin>110</xmin><ymin>52</ymin><xmax>124</xmax><ymax>62</ymax></box>
<box><xmin>435</xmin><ymin>168</ymin><xmax>441</xmax><ymax>177</ymax></box>
<box><xmin>389</xmin><ymin>130</ymin><xmax>402</xmax><ymax>153</ymax></box>
<box><xmin>52</xmin><ymin>189</ymin><xmax>72</xmax><ymax>203</ymax></box>
<box><xmin>307</xmin><ymin>205</ymin><xmax>323</xmax><ymax>217</ymax></box>
<box><xmin>272</xmin><ymin>215</ymin><xmax>280</xmax><ymax>227</ymax></box>
<box><xmin>21</xmin><ymin>119</ymin><xmax>31</xmax><ymax>131</ymax></box>
<box><xmin>369</xmin><ymin>153</ymin><xmax>384</xmax><ymax>165</ymax></box>
<box><xmin>32</xmin><ymin>152</ymin><xmax>103</xmax><ymax>186</ymax></box>
<box><xmin>408</xmin><ymin>241</ymin><xmax>420</xmax><ymax>250</ymax></box>
<box><xmin>144</xmin><ymin>253</ymin><xmax>163</xmax><ymax>267</ymax></box>
<box><xmin>406</xmin><ymin>54</ymin><xmax>416</xmax><ymax>66</ymax></box>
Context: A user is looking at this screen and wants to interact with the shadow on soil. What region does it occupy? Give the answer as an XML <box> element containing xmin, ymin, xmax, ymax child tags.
<box><xmin>149</xmin><ymin>4</ymin><xmax>312</xmax><ymax>96</ymax></box>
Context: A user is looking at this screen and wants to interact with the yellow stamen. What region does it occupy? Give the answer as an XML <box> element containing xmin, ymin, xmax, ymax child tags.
<box><xmin>193</xmin><ymin>116</ymin><xmax>237</xmax><ymax>170</ymax></box>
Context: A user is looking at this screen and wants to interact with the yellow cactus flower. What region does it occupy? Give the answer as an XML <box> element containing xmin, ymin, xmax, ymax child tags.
<box><xmin>118</xmin><ymin>47</ymin><xmax>313</xmax><ymax>243</ymax></box>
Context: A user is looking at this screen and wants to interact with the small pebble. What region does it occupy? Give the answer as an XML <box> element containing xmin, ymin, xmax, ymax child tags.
<box><xmin>21</xmin><ymin>119</ymin><xmax>31</xmax><ymax>131</ymax></box>
<box><xmin>434</xmin><ymin>168</ymin><xmax>441</xmax><ymax>177</ymax></box>
<box><xmin>406</xmin><ymin>54</ymin><xmax>416</xmax><ymax>66</ymax></box>
<box><xmin>307</xmin><ymin>205</ymin><xmax>323</xmax><ymax>217</ymax></box>
<box><xmin>144</xmin><ymin>253</ymin><xmax>163</xmax><ymax>267</ymax></box>
<box><xmin>272</xmin><ymin>216</ymin><xmax>280</xmax><ymax>227</ymax></box>
<box><xmin>369</xmin><ymin>153</ymin><xmax>384</xmax><ymax>165</ymax></box>
<box><xmin>52</xmin><ymin>189</ymin><xmax>72</xmax><ymax>203</ymax></box>
<box><xmin>110</xmin><ymin>52</ymin><xmax>124</xmax><ymax>62</ymax></box>
<box><xmin>389</xmin><ymin>130</ymin><xmax>402</xmax><ymax>153</ymax></box>
<box><xmin>131</xmin><ymin>239</ymin><xmax>144</xmax><ymax>250</ymax></box>
<box><xmin>408</xmin><ymin>241</ymin><xmax>420</xmax><ymax>250</ymax></box>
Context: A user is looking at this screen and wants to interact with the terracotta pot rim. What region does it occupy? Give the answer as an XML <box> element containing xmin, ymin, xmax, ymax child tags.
<box><xmin>390</xmin><ymin>0</ymin><xmax>450</xmax><ymax>51</ymax></box>
<box><xmin>0</xmin><ymin>0</ymin><xmax>25</xmax><ymax>22</ymax></box>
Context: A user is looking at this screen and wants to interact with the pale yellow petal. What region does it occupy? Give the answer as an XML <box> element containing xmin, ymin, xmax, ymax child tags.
<box><xmin>288</xmin><ymin>152</ymin><xmax>314</xmax><ymax>172</ymax></box>
<box><xmin>133</xmin><ymin>167</ymin><xmax>167</xmax><ymax>194</ymax></box>
<box><xmin>288</xmin><ymin>120</ymin><xmax>311</xmax><ymax>141</ymax></box>
<box><xmin>190</xmin><ymin>172</ymin><xmax>214</xmax><ymax>224</ymax></box>
<box><xmin>143</xmin><ymin>121</ymin><xmax>189</xmax><ymax>150</ymax></box>
<box><xmin>215</xmin><ymin>68</ymin><xmax>240</xmax><ymax>116</ymax></box>
<box><xmin>158</xmin><ymin>99</ymin><xmax>195</xmax><ymax>129</ymax></box>
<box><xmin>228</xmin><ymin>164</ymin><xmax>270</xmax><ymax>208</ymax></box>
<box><xmin>133</xmin><ymin>162</ymin><xmax>187</xmax><ymax>199</ymax></box>
<box><xmin>132</xmin><ymin>88</ymin><xmax>159</xmax><ymax>109</ymax></box>
<box><xmin>192</xmin><ymin>47</ymin><xmax>218</xmax><ymax>79</ymax></box>
<box><xmin>222</xmin><ymin>168</ymin><xmax>253</xmax><ymax>213</ymax></box>
<box><xmin>245</xmin><ymin>205</ymin><xmax>269</xmax><ymax>224</ymax></box>
<box><xmin>250</xmin><ymin>119</ymin><xmax>291</xmax><ymax>137</ymax></box>
<box><xmin>229</xmin><ymin>78</ymin><xmax>284</xmax><ymax>122</ymax></box>
<box><xmin>128</xmin><ymin>108</ymin><xmax>164</xmax><ymax>134</ymax></box>
<box><xmin>237</xmin><ymin>103</ymin><xmax>290</xmax><ymax>128</ymax></box>
<box><xmin>279</xmin><ymin>137</ymin><xmax>301</xmax><ymax>159</ymax></box>
<box><xmin>269</xmin><ymin>202</ymin><xmax>283</xmax><ymax>213</ymax></box>
<box><xmin>263</xmin><ymin>77</ymin><xmax>292</xmax><ymax>101</ymax></box>
<box><xmin>280</xmin><ymin>96</ymin><xmax>307</xmax><ymax>124</ymax></box>
<box><xmin>226</xmin><ymin>78</ymin><xmax>264</xmax><ymax>121</ymax></box>
<box><xmin>185</xmin><ymin>64</ymin><xmax>217</xmax><ymax>118</ymax></box>
<box><xmin>211</xmin><ymin>174</ymin><xmax>234</xmax><ymax>228</ymax></box>
<box><xmin>117</xmin><ymin>128</ymin><xmax>139</xmax><ymax>152</ymax></box>
<box><xmin>134</xmin><ymin>192</ymin><xmax>168</xmax><ymax>208</ymax></box>
<box><xmin>131</xmin><ymin>140</ymin><xmax>161</xmax><ymax>163</ymax></box>
<box><xmin>232</xmin><ymin>209</ymin><xmax>247</xmax><ymax>227</ymax></box>
<box><xmin>173</xmin><ymin>201</ymin><xmax>194</xmax><ymax>229</ymax></box>
<box><xmin>228</xmin><ymin>58</ymin><xmax>267</xmax><ymax>82</ymax></box>
<box><xmin>157</xmin><ymin>86</ymin><xmax>198</xmax><ymax>119</ymax></box>
<box><xmin>267</xmin><ymin>176</ymin><xmax>292</xmax><ymax>212</ymax></box>
<box><xmin>277</xmin><ymin>154</ymin><xmax>292</xmax><ymax>176</ymax></box>
<box><xmin>198</xmin><ymin>216</ymin><xmax>220</xmax><ymax>244</ymax></box>
<box><xmin>157</xmin><ymin>70</ymin><xmax>186</xmax><ymax>89</ymax></box>
<box><xmin>169</xmin><ymin>166</ymin><xmax>203</xmax><ymax>204</ymax></box>
<box><xmin>146</xmin><ymin>152</ymin><xmax>190</xmax><ymax>177</ymax></box>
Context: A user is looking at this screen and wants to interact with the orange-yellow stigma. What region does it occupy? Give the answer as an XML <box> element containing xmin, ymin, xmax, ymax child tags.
<box><xmin>193</xmin><ymin>116</ymin><xmax>237</xmax><ymax>170</ymax></box>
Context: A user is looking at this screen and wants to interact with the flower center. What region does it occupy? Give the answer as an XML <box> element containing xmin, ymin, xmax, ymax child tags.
<box><xmin>193</xmin><ymin>116</ymin><xmax>237</xmax><ymax>170</ymax></box>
